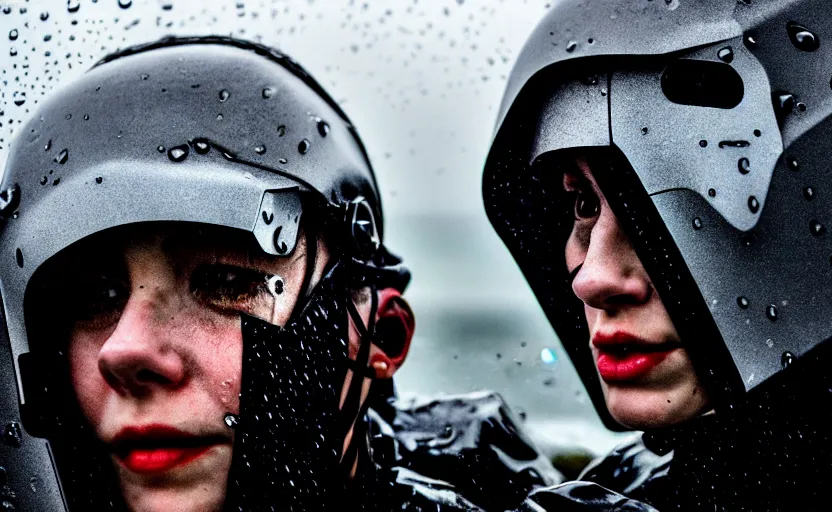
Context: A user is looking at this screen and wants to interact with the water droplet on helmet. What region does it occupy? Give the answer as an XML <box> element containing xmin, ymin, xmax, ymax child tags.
<box><xmin>738</xmin><ymin>157</ymin><xmax>750</xmax><ymax>174</ymax></box>
<box><xmin>744</xmin><ymin>33</ymin><xmax>758</xmax><ymax>49</ymax></box>
<box><xmin>262</xmin><ymin>87</ymin><xmax>275</xmax><ymax>99</ymax></box>
<box><xmin>787</xmin><ymin>22</ymin><xmax>819</xmax><ymax>52</ymax></box>
<box><xmin>8</xmin><ymin>29</ymin><xmax>18</xmax><ymax>41</ymax></box>
<box><xmin>219</xmin><ymin>89</ymin><xmax>230</xmax><ymax>102</ymax></box>
<box><xmin>317</xmin><ymin>120</ymin><xmax>330</xmax><ymax>137</ymax></box>
<box><xmin>782</xmin><ymin>351</ymin><xmax>795</xmax><ymax>369</ymax></box>
<box><xmin>168</xmin><ymin>145</ymin><xmax>189</xmax><ymax>162</ymax></box>
<box><xmin>787</xmin><ymin>157</ymin><xmax>799</xmax><ymax>171</ymax></box>
<box><xmin>157</xmin><ymin>145</ymin><xmax>165</xmax><ymax>153</ymax></box>
<box><xmin>766</xmin><ymin>304</ymin><xmax>778</xmax><ymax>321</ymax></box>
<box><xmin>95</xmin><ymin>176</ymin><xmax>103</xmax><ymax>184</ymax></box>
<box><xmin>717</xmin><ymin>46</ymin><xmax>734</xmax><ymax>63</ymax></box>
<box><xmin>15</xmin><ymin>248</ymin><xmax>23</xmax><ymax>268</ymax></box>
<box><xmin>39</xmin><ymin>176</ymin><xmax>47</xmax><ymax>185</ymax></box>
<box><xmin>773</xmin><ymin>92</ymin><xmax>795</xmax><ymax>120</ymax></box>
<box><xmin>804</xmin><ymin>186</ymin><xmax>815</xmax><ymax>200</ymax></box>
<box><xmin>565</xmin><ymin>40</ymin><xmax>577</xmax><ymax>52</ymax></box>
<box><xmin>67</xmin><ymin>0</ymin><xmax>81</xmax><ymax>13</ymax></box>
<box><xmin>699</xmin><ymin>139</ymin><xmax>708</xmax><ymax>148</ymax></box>
<box><xmin>2</xmin><ymin>422</ymin><xmax>22</xmax><ymax>447</ymax></box>
<box><xmin>298</xmin><ymin>139</ymin><xmax>310</xmax><ymax>154</ymax></box>
<box><xmin>9</xmin><ymin>48</ymin><xmax>17</xmax><ymax>57</ymax></box>
<box><xmin>39</xmin><ymin>11</ymin><xmax>49</xmax><ymax>21</ymax></box>
<box><xmin>753</xmin><ymin>129</ymin><xmax>762</xmax><ymax>137</ymax></box>
<box><xmin>54</xmin><ymin>149</ymin><xmax>68</xmax><ymax>165</ymax></box>
<box><xmin>277</xmin><ymin>124</ymin><xmax>286</xmax><ymax>137</ymax></box>
<box><xmin>254</xmin><ymin>145</ymin><xmax>266</xmax><ymax>155</ymax></box>
<box><xmin>748</xmin><ymin>196</ymin><xmax>759</xmax><ymax>213</ymax></box>
<box><xmin>44</xmin><ymin>139</ymin><xmax>51</xmax><ymax>151</ymax></box>
<box><xmin>278</xmin><ymin>158</ymin><xmax>288</xmax><ymax>164</ymax></box>
<box><xmin>797</xmin><ymin>101</ymin><xmax>807</xmax><ymax>112</ymax></box>
<box><xmin>708</xmin><ymin>188</ymin><xmax>716</xmax><ymax>197</ymax></box>
<box><xmin>641</xmin><ymin>127</ymin><xmax>649</xmax><ymax>135</ymax></box>
<box><xmin>118</xmin><ymin>0</ymin><xmax>133</xmax><ymax>8</ymax></box>
<box><xmin>192</xmin><ymin>139</ymin><xmax>210</xmax><ymax>154</ymax></box>
<box><xmin>692</xmin><ymin>217</ymin><xmax>703</xmax><ymax>230</ymax></box>
<box><xmin>719</xmin><ymin>140</ymin><xmax>750</xmax><ymax>148</ymax></box>
<box><xmin>224</xmin><ymin>413</ymin><xmax>239</xmax><ymax>429</ymax></box>
<box><xmin>810</xmin><ymin>220</ymin><xmax>826</xmax><ymax>236</ymax></box>
<box><xmin>737</xmin><ymin>296</ymin><xmax>749</xmax><ymax>309</ymax></box>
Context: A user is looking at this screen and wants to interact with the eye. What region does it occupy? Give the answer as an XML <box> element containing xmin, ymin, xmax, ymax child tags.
<box><xmin>574</xmin><ymin>189</ymin><xmax>601</xmax><ymax>220</ymax></box>
<box><xmin>190</xmin><ymin>264</ymin><xmax>271</xmax><ymax>314</ymax></box>
<box><xmin>70</xmin><ymin>274</ymin><xmax>129</xmax><ymax>327</ymax></box>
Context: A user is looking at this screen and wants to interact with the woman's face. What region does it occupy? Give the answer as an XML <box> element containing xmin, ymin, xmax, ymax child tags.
<box><xmin>57</xmin><ymin>224</ymin><xmax>411</xmax><ymax>512</ymax></box>
<box><xmin>562</xmin><ymin>157</ymin><xmax>709</xmax><ymax>429</ymax></box>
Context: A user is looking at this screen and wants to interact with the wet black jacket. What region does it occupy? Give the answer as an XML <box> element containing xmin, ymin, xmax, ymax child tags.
<box><xmin>369</xmin><ymin>391</ymin><xmax>661</xmax><ymax>512</ymax></box>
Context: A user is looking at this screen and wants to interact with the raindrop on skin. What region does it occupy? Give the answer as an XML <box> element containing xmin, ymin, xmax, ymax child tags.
<box><xmin>224</xmin><ymin>413</ymin><xmax>239</xmax><ymax>429</ymax></box>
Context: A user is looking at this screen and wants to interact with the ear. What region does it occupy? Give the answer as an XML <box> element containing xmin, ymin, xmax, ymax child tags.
<box><xmin>369</xmin><ymin>287</ymin><xmax>414</xmax><ymax>379</ymax></box>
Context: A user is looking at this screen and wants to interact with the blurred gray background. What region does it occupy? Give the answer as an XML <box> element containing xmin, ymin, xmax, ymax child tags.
<box><xmin>0</xmin><ymin>0</ymin><xmax>626</xmax><ymax>456</ymax></box>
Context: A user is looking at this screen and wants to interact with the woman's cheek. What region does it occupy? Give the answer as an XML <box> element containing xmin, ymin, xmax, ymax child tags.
<box><xmin>68</xmin><ymin>331</ymin><xmax>109</xmax><ymax>426</ymax></box>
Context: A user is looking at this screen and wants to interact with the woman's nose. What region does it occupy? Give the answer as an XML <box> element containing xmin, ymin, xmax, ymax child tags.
<box><xmin>97</xmin><ymin>296</ymin><xmax>186</xmax><ymax>397</ymax></box>
<box><xmin>571</xmin><ymin>211</ymin><xmax>652</xmax><ymax>311</ymax></box>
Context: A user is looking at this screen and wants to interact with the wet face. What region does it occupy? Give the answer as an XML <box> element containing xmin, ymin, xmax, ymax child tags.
<box><xmin>562</xmin><ymin>157</ymin><xmax>709</xmax><ymax>429</ymax></box>
<box><xmin>53</xmin><ymin>223</ymin><xmax>413</xmax><ymax>512</ymax></box>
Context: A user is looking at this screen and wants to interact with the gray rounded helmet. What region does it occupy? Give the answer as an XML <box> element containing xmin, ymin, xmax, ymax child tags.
<box><xmin>483</xmin><ymin>0</ymin><xmax>832</xmax><ymax>430</ymax></box>
<box><xmin>0</xmin><ymin>36</ymin><xmax>405</xmax><ymax>510</ymax></box>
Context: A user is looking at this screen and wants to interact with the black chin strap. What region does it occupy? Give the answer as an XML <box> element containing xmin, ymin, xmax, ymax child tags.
<box><xmin>340</xmin><ymin>286</ymin><xmax>379</xmax><ymax>476</ymax></box>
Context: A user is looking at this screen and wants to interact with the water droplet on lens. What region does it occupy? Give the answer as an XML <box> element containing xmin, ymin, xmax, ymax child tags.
<box><xmin>810</xmin><ymin>220</ymin><xmax>826</xmax><ymax>236</ymax></box>
<box><xmin>277</xmin><ymin>124</ymin><xmax>286</xmax><ymax>137</ymax></box>
<box><xmin>192</xmin><ymin>139</ymin><xmax>210</xmax><ymax>154</ymax></box>
<box><xmin>699</xmin><ymin>140</ymin><xmax>707</xmax><ymax>148</ymax></box>
<box><xmin>737</xmin><ymin>296</ymin><xmax>749</xmax><ymax>309</ymax></box>
<box><xmin>782</xmin><ymin>351</ymin><xmax>795</xmax><ymax>369</ymax></box>
<box><xmin>157</xmin><ymin>145</ymin><xmax>165</xmax><ymax>153</ymax></box>
<box><xmin>804</xmin><ymin>186</ymin><xmax>815</xmax><ymax>200</ymax></box>
<box><xmin>317</xmin><ymin>120</ymin><xmax>330</xmax><ymax>137</ymax></box>
<box><xmin>766</xmin><ymin>304</ymin><xmax>778</xmax><ymax>320</ymax></box>
<box><xmin>254</xmin><ymin>145</ymin><xmax>266</xmax><ymax>155</ymax></box>
<box><xmin>224</xmin><ymin>413</ymin><xmax>239</xmax><ymax>428</ymax></box>
<box><xmin>262</xmin><ymin>87</ymin><xmax>275</xmax><ymax>99</ymax></box>
<box><xmin>565</xmin><ymin>40</ymin><xmax>577</xmax><ymax>52</ymax></box>
<box><xmin>692</xmin><ymin>217</ymin><xmax>703</xmax><ymax>230</ymax></box>
<box><xmin>717</xmin><ymin>46</ymin><xmax>734</xmax><ymax>63</ymax></box>
<box><xmin>8</xmin><ymin>29</ymin><xmax>18</xmax><ymax>41</ymax></box>
<box><xmin>55</xmin><ymin>149</ymin><xmax>68</xmax><ymax>164</ymax></box>
<box><xmin>738</xmin><ymin>157</ymin><xmax>750</xmax><ymax>174</ymax></box>
<box><xmin>15</xmin><ymin>248</ymin><xmax>23</xmax><ymax>268</ymax></box>
<box><xmin>168</xmin><ymin>145</ymin><xmax>189</xmax><ymax>162</ymax></box>
<box><xmin>219</xmin><ymin>89</ymin><xmax>230</xmax><ymax>102</ymax></box>
<box><xmin>748</xmin><ymin>196</ymin><xmax>759</xmax><ymax>213</ymax></box>
<box><xmin>708</xmin><ymin>188</ymin><xmax>716</xmax><ymax>197</ymax></box>
<box><xmin>298</xmin><ymin>139</ymin><xmax>310</xmax><ymax>154</ymax></box>
<box><xmin>787</xmin><ymin>22</ymin><xmax>819</xmax><ymax>52</ymax></box>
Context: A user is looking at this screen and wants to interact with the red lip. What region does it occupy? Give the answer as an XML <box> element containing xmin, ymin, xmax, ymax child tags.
<box><xmin>111</xmin><ymin>425</ymin><xmax>226</xmax><ymax>474</ymax></box>
<box><xmin>592</xmin><ymin>331</ymin><xmax>680</xmax><ymax>382</ymax></box>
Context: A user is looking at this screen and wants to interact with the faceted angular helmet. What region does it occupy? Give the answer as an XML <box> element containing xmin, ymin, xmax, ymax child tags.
<box><xmin>483</xmin><ymin>0</ymin><xmax>832</xmax><ymax>429</ymax></box>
